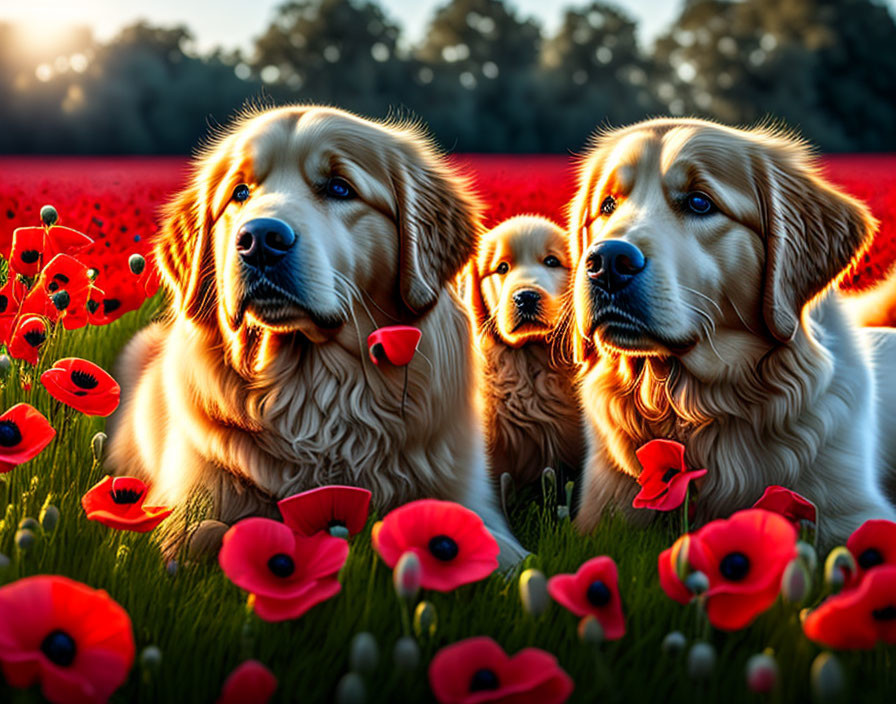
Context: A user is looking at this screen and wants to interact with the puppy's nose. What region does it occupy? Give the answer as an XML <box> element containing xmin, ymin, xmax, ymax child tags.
<box><xmin>236</xmin><ymin>218</ymin><xmax>296</xmax><ymax>269</ymax></box>
<box><xmin>586</xmin><ymin>239</ymin><xmax>646</xmax><ymax>293</ymax></box>
<box><xmin>513</xmin><ymin>289</ymin><xmax>541</xmax><ymax>315</ymax></box>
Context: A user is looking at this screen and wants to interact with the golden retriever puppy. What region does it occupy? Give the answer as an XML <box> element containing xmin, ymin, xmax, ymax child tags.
<box><xmin>466</xmin><ymin>215</ymin><xmax>584</xmax><ymax>488</ymax></box>
<box><xmin>105</xmin><ymin>105</ymin><xmax>525</xmax><ymax>564</ymax></box>
<box><xmin>568</xmin><ymin>117</ymin><xmax>896</xmax><ymax>546</ymax></box>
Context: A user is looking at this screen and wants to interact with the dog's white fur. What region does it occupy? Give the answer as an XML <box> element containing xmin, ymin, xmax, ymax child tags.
<box><xmin>106</xmin><ymin>106</ymin><xmax>525</xmax><ymax>564</ymax></box>
<box><xmin>569</xmin><ymin>118</ymin><xmax>896</xmax><ymax>546</ymax></box>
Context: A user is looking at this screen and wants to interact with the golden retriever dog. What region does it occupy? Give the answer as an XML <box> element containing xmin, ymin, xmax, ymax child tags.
<box><xmin>466</xmin><ymin>215</ymin><xmax>584</xmax><ymax>487</ymax></box>
<box><xmin>568</xmin><ymin>117</ymin><xmax>896</xmax><ymax>546</ymax></box>
<box><xmin>105</xmin><ymin>105</ymin><xmax>525</xmax><ymax>564</ymax></box>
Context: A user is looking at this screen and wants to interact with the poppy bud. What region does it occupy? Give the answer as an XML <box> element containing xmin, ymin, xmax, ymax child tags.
<box><xmin>687</xmin><ymin>642</ymin><xmax>716</xmax><ymax>680</ymax></box>
<box><xmin>51</xmin><ymin>290</ymin><xmax>71</xmax><ymax>311</ymax></box>
<box><xmin>0</xmin><ymin>354</ymin><xmax>11</xmax><ymax>380</ymax></box>
<box><xmin>674</xmin><ymin>535</ymin><xmax>692</xmax><ymax>581</ymax></box>
<box><xmin>413</xmin><ymin>601</ymin><xmax>437</xmax><ymax>638</ymax></box>
<box><xmin>335</xmin><ymin>672</ymin><xmax>366</xmax><ymax>704</ymax></box>
<box><xmin>40</xmin><ymin>205</ymin><xmax>58</xmax><ymax>227</ymax></box>
<box><xmin>15</xmin><ymin>528</ymin><xmax>36</xmax><ymax>551</ymax></box>
<box><xmin>40</xmin><ymin>504</ymin><xmax>60</xmax><ymax>533</ymax></box>
<box><xmin>393</xmin><ymin>551</ymin><xmax>422</xmax><ymax>601</ymax></box>
<box><xmin>684</xmin><ymin>570</ymin><xmax>709</xmax><ymax>595</ymax></box>
<box><xmin>129</xmin><ymin>253</ymin><xmax>146</xmax><ymax>276</ymax></box>
<box><xmin>393</xmin><ymin>636</ymin><xmax>420</xmax><ymax>670</ymax></box>
<box><xmin>519</xmin><ymin>568</ymin><xmax>549</xmax><ymax>617</ymax></box>
<box><xmin>166</xmin><ymin>560</ymin><xmax>178</xmax><ymax>576</ymax></box>
<box><xmin>140</xmin><ymin>645</ymin><xmax>163</xmax><ymax>674</ymax></box>
<box><xmin>796</xmin><ymin>540</ymin><xmax>818</xmax><ymax>574</ymax></box>
<box><xmin>746</xmin><ymin>653</ymin><xmax>778</xmax><ymax>693</ymax></box>
<box><xmin>557</xmin><ymin>504</ymin><xmax>570</xmax><ymax>520</ymax></box>
<box><xmin>0</xmin><ymin>552</ymin><xmax>9</xmax><ymax>570</ymax></box>
<box><xmin>499</xmin><ymin>472</ymin><xmax>514</xmax><ymax>521</ymax></box>
<box><xmin>329</xmin><ymin>524</ymin><xmax>350</xmax><ymax>539</ymax></box>
<box><xmin>661</xmin><ymin>631</ymin><xmax>687</xmax><ymax>655</ymax></box>
<box><xmin>541</xmin><ymin>467</ymin><xmax>557</xmax><ymax>505</ymax></box>
<box><xmin>810</xmin><ymin>652</ymin><xmax>845</xmax><ymax>704</ymax></box>
<box><xmin>781</xmin><ymin>558</ymin><xmax>811</xmax><ymax>604</ymax></box>
<box><xmin>824</xmin><ymin>547</ymin><xmax>856</xmax><ymax>592</ymax></box>
<box><xmin>578</xmin><ymin>614</ymin><xmax>604</xmax><ymax>646</ymax></box>
<box><xmin>115</xmin><ymin>544</ymin><xmax>129</xmax><ymax>571</ymax></box>
<box><xmin>565</xmin><ymin>480</ymin><xmax>575</xmax><ymax>507</ymax></box>
<box><xmin>18</xmin><ymin>517</ymin><xmax>40</xmax><ymax>532</ymax></box>
<box><xmin>87</xmin><ymin>268</ymin><xmax>99</xmax><ymax>281</ymax></box>
<box><xmin>91</xmin><ymin>431</ymin><xmax>107</xmax><ymax>464</ymax></box>
<box><xmin>349</xmin><ymin>632</ymin><xmax>378</xmax><ymax>674</ymax></box>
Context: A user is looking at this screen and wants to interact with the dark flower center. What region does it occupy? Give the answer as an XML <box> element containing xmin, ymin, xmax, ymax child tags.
<box><xmin>469</xmin><ymin>668</ymin><xmax>500</xmax><ymax>692</ymax></box>
<box><xmin>103</xmin><ymin>298</ymin><xmax>121</xmax><ymax>314</ymax></box>
<box><xmin>40</xmin><ymin>629</ymin><xmax>77</xmax><ymax>667</ymax></box>
<box><xmin>47</xmin><ymin>281</ymin><xmax>59</xmax><ymax>292</ymax></box>
<box><xmin>54</xmin><ymin>273</ymin><xmax>70</xmax><ymax>284</ymax></box>
<box><xmin>872</xmin><ymin>605</ymin><xmax>896</xmax><ymax>621</ymax></box>
<box><xmin>71</xmin><ymin>370</ymin><xmax>99</xmax><ymax>390</ymax></box>
<box><xmin>110</xmin><ymin>488</ymin><xmax>143</xmax><ymax>504</ymax></box>
<box><xmin>428</xmin><ymin>535</ymin><xmax>459</xmax><ymax>561</ymax></box>
<box><xmin>858</xmin><ymin>548</ymin><xmax>884</xmax><ymax>570</ymax></box>
<box><xmin>328</xmin><ymin>519</ymin><xmax>347</xmax><ymax>529</ymax></box>
<box><xmin>719</xmin><ymin>552</ymin><xmax>750</xmax><ymax>581</ymax></box>
<box><xmin>587</xmin><ymin>579</ymin><xmax>612</xmax><ymax>607</ymax></box>
<box><xmin>0</xmin><ymin>294</ymin><xmax>7</xmax><ymax>313</ymax></box>
<box><xmin>20</xmin><ymin>250</ymin><xmax>40</xmax><ymax>264</ymax></box>
<box><xmin>0</xmin><ymin>420</ymin><xmax>22</xmax><ymax>447</ymax></box>
<box><xmin>661</xmin><ymin>467</ymin><xmax>679</xmax><ymax>483</ymax></box>
<box><xmin>86</xmin><ymin>299</ymin><xmax>99</xmax><ymax>314</ymax></box>
<box><xmin>23</xmin><ymin>329</ymin><xmax>46</xmax><ymax>347</ymax></box>
<box><xmin>267</xmin><ymin>553</ymin><xmax>295</xmax><ymax>577</ymax></box>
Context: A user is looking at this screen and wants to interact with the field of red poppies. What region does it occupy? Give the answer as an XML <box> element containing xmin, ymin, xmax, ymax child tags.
<box><xmin>1</xmin><ymin>155</ymin><xmax>896</xmax><ymax>704</ymax></box>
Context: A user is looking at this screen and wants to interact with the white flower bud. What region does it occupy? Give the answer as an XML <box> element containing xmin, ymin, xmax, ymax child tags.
<box><xmin>393</xmin><ymin>551</ymin><xmax>422</xmax><ymax>601</ymax></box>
<box><xmin>810</xmin><ymin>652</ymin><xmax>845</xmax><ymax>704</ymax></box>
<box><xmin>661</xmin><ymin>631</ymin><xmax>687</xmax><ymax>655</ymax></box>
<box><xmin>687</xmin><ymin>642</ymin><xmax>716</xmax><ymax>680</ymax></box>
<box><xmin>781</xmin><ymin>558</ymin><xmax>811</xmax><ymax>604</ymax></box>
<box><xmin>519</xmin><ymin>568</ymin><xmax>549</xmax><ymax>617</ymax></box>
<box><xmin>349</xmin><ymin>632</ymin><xmax>379</xmax><ymax>674</ymax></box>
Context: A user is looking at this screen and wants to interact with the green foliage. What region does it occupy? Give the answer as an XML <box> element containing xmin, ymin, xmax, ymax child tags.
<box><xmin>0</xmin><ymin>297</ymin><xmax>895</xmax><ymax>702</ymax></box>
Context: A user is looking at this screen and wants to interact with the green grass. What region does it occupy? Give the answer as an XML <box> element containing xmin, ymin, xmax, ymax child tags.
<box><xmin>0</xmin><ymin>299</ymin><xmax>894</xmax><ymax>704</ymax></box>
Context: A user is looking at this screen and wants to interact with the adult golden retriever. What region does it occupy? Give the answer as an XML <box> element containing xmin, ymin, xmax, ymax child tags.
<box><xmin>105</xmin><ymin>105</ymin><xmax>524</xmax><ymax>564</ymax></box>
<box><xmin>465</xmin><ymin>215</ymin><xmax>584</xmax><ymax>487</ymax></box>
<box><xmin>569</xmin><ymin>117</ymin><xmax>896</xmax><ymax>546</ymax></box>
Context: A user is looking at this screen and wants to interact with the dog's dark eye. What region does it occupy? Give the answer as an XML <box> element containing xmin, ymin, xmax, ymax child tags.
<box><xmin>232</xmin><ymin>184</ymin><xmax>250</xmax><ymax>203</ymax></box>
<box><xmin>600</xmin><ymin>195</ymin><xmax>617</xmax><ymax>216</ymax></box>
<box><xmin>326</xmin><ymin>177</ymin><xmax>356</xmax><ymax>200</ymax></box>
<box><xmin>496</xmin><ymin>262</ymin><xmax>509</xmax><ymax>275</ymax></box>
<box><xmin>544</xmin><ymin>255</ymin><xmax>561</xmax><ymax>268</ymax></box>
<box><xmin>686</xmin><ymin>192</ymin><xmax>714</xmax><ymax>215</ymax></box>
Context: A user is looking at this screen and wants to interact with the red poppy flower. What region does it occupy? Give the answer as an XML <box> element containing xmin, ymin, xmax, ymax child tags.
<box><xmin>81</xmin><ymin>476</ymin><xmax>172</xmax><ymax>532</ymax></box>
<box><xmin>0</xmin><ymin>277</ymin><xmax>27</xmax><ymax>343</ymax></box>
<box><xmin>0</xmin><ymin>403</ymin><xmax>55</xmax><ymax>474</ymax></box>
<box><xmin>8</xmin><ymin>226</ymin><xmax>46</xmax><ymax>276</ymax></box>
<box><xmin>803</xmin><ymin>565</ymin><xmax>896</xmax><ymax>649</ymax></box>
<box><xmin>41</xmin><ymin>358</ymin><xmax>121</xmax><ymax>417</ymax></box>
<box><xmin>367</xmin><ymin>326</ymin><xmax>422</xmax><ymax>366</ymax></box>
<box><xmin>428</xmin><ymin>636</ymin><xmax>573</xmax><ymax>704</ymax></box>
<box><xmin>219</xmin><ymin>518</ymin><xmax>348</xmax><ymax>622</ymax></box>
<box><xmin>44</xmin><ymin>225</ymin><xmax>93</xmax><ymax>260</ymax></box>
<box><xmin>0</xmin><ymin>574</ymin><xmax>135</xmax><ymax>704</ymax></box>
<box><xmin>85</xmin><ymin>271</ymin><xmax>147</xmax><ymax>326</ymax></box>
<box><xmin>372</xmin><ymin>499</ymin><xmax>499</xmax><ymax>592</ymax></box>
<box><xmin>547</xmin><ymin>556</ymin><xmax>626</xmax><ymax>639</ymax></box>
<box><xmin>752</xmin><ymin>485</ymin><xmax>817</xmax><ymax>527</ymax></box>
<box><xmin>632</xmin><ymin>439</ymin><xmax>707</xmax><ymax>511</ymax></box>
<box><xmin>662</xmin><ymin>509</ymin><xmax>798</xmax><ymax>631</ymax></box>
<box><xmin>20</xmin><ymin>254</ymin><xmax>93</xmax><ymax>329</ymax></box>
<box><xmin>7</xmin><ymin>315</ymin><xmax>48</xmax><ymax>366</ymax></box>
<box><xmin>216</xmin><ymin>660</ymin><xmax>277</xmax><ymax>704</ymax></box>
<box><xmin>846</xmin><ymin>519</ymin><xmax>896</xmax><ymax>584</ymax></box>
<box><xmin>277</xmin><ymin>485</ymin><xmax>372</xmax><ymax>537</ymax></box>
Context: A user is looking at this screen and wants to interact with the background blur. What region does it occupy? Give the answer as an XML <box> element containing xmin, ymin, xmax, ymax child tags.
<box><xmin>1</xmin><ymin>0</ymin><xmax>895</xmax><ymax>154</ymax></box>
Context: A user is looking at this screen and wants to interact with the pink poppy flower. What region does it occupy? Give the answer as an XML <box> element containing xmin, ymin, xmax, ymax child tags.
<box><xmin>752</xmin><ymin>485</ymin><xmax>817</xmax><ymax>527</ymax></box>
<box><xmin>216</xmin><ymin>660</ymin><xmax>277</xmax><ymax>704</ymax></box>
<box><xmin>803</xmin><ymin>565</ymin><xmax>896</xmax><ymax>649</ymax></box>
<box><xmin>632</xmin><ymin>439</ymin><xmax>707</xmax><ymax>511</ymax></box>
<box><xmin>219</xmin><ymin>518</ymin><xmax>348</xmax><ymax>622</ymax></box>
<box><xmin>846</xmin><ymin>519</ymin><xmax>896</xmax><ymax>583</ymax></box>
<box><xmin>367</xmin><ymin>325</ymin><xmax>421</xmax><ymax>366</ymax></box>
<box><xmin>547</xmin><ymin>556</ymin><xmax>626</xmax><ymax>639</ymax></box>
<box><xmin>0</xmin><ymin>574</ymin><xmax>135</xmax><ymax>704</ymax></box>
<box><xmin>277</xmin><ymin>485</ymin><xmax>372</xmax><ymax>537</ymax></box>
<box><xmin>372</xmin><ymin>499</ymin><xmax>499</xmax><ymax>592</ymax></box>
<box><xmin>81</xmin><ymin>476</ymin><xmax>172</xmax><ymax>532</ymax></box>
<box><xmin>428</xmin><ymin>636</ymin><xmax>573</xmax><ymax>704</ymax></box>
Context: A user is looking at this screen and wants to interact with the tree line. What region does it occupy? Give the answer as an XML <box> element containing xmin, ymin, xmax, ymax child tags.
<box><xmin>1</xmin><ymin>0</ymin><xmax>895</xmax><ymax>154</ymax></box>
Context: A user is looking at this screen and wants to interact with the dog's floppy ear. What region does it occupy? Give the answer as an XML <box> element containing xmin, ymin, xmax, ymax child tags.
<box><xmin>754</xmin><ymin>134</ymin><xmax>877</xmax><ymax>342</ymax></box>
<box><xmin>390</xmin><ymin>133</ymin><xmax>483</xmax><ymax>316</ymax></box>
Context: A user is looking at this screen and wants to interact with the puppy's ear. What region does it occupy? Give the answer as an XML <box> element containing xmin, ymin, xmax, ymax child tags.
<box><xmin>754</xmin><ymin>134</ymin><xmax>877</xmax><ymax>342</ymax></box>
<box><xmin>463</xmin><ymin>259</ymin><xmax>490</xmax><ymax>331</ymax></box>
<box><xmin>153</xmin><ymin>158</ymin><xmax>227</xmax><ymax>320</ymax></box>
<box><xmin>391</xmin><ymin>135</ymin><xmax>483</xmax><ymax>316</ymax></box>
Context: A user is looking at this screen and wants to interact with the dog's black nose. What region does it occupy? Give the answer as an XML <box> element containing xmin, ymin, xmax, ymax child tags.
<box><xmin>513</xmin><ymin>289</ymin><xmax>541</xmax><ymax>315</ymax></box>
<box><xmin>586</xmin><ymin>239</ymin><xmax>646</xmax><ymax>293</ymax></box>
<box><xmin>236</xmin><ymin>218</ymin><xmax>296</xmax><ymax>269</ymax></box>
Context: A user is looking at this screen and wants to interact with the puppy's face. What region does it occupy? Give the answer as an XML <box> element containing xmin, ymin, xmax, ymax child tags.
<box><xmin>471</xmin><ymin>217</ymin><xmax>570</xmax><ymax>348</ymax></box>
<box><xmin>569</xmin><ymin>119</ymin><xmax>875</xmax><ymax>379</ymax></box>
